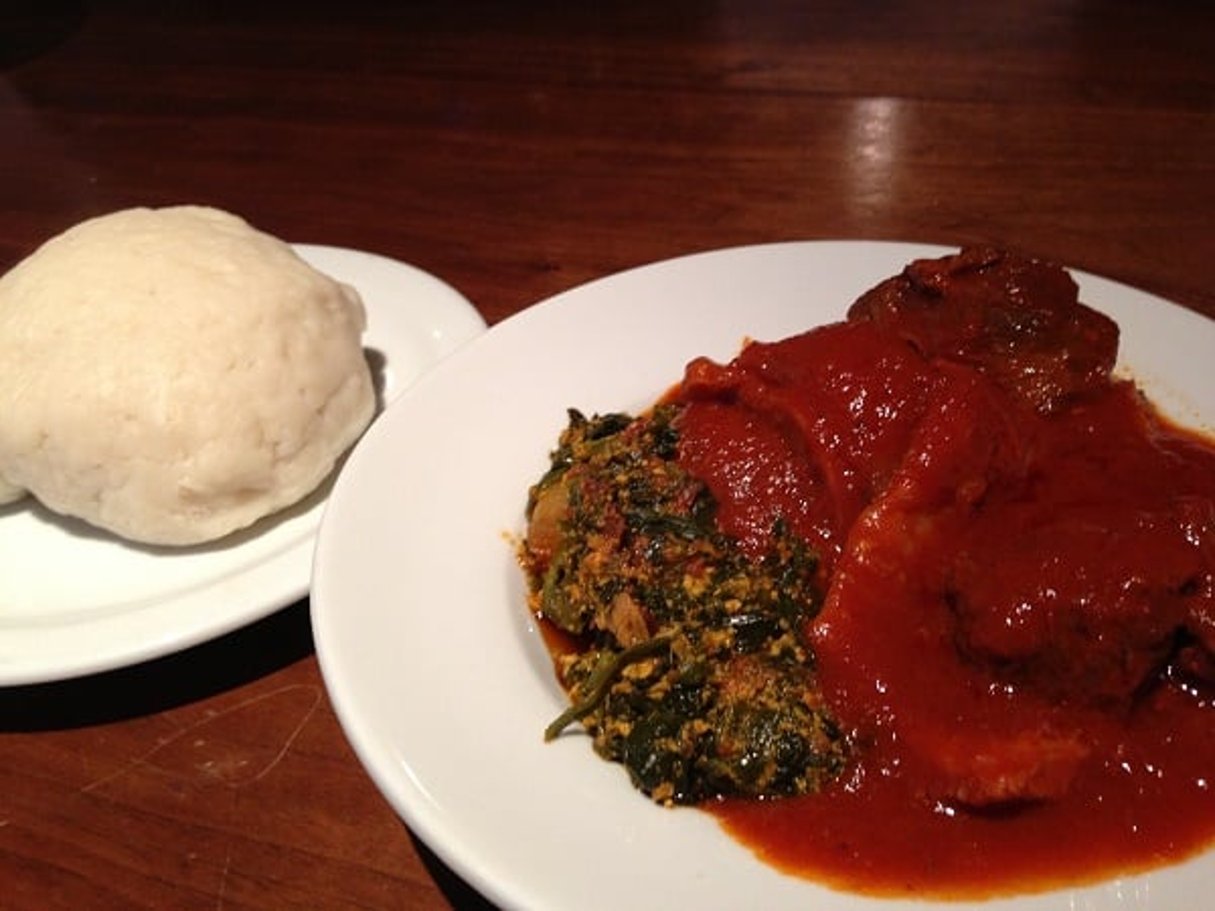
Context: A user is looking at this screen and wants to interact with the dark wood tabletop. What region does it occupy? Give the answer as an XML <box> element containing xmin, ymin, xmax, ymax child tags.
<box><xmin>1</xmin><ymin>2</ymin><xmax>1212</xmax><ymax>909</ymax></box>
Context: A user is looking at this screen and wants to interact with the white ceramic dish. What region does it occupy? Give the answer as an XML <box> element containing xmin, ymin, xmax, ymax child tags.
<box><xmin>0</xmin><ymin>244</ymin><xmax>486</xmax><ymax>686</ymax></box>
<box><xmin>311</xmin><ymin>241</ymin><xmax>1213</xmax><ymax>911</ymax></box>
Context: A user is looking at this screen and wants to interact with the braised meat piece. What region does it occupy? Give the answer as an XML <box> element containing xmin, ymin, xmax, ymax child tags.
<box><xmin>847</xmin><ymin>247</ymin><xmax>1119</xmax><ymax>412</ymax></box>
<box><xmin>945</xmin><ymin>379</ymin><xmax>1215</xmax><ymax>706</ymax></box>
<box><xmin>678</xmin><ymin>320</ymin><xmax>937</xmax><ymax>569</ymax></box>
<box><xmin>949</xmin><ymin>506</ymin><xmax>1204</xmax><ymax>704</ymax></box>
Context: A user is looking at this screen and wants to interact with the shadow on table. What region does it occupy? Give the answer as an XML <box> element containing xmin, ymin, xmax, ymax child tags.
<box><xmin>0</xmin><ymin>1</ymin><xmax>87</xmax><ymax>69</ymax></box>
<box><xmin>411</xmin><ymin>830</ymin><xmax>501</xmax><ymax>911</ymax></box>
<box><xmin>0</xmin><ymin>600</ymin><xmax>315</xmax><ymax>731</ymax></box>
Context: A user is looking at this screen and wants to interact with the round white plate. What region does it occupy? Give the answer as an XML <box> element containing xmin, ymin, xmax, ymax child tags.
<box><xmin>311</xmin><ymin>242</ymin><xmax>1214</xmax><ymax>911</ymax></box>
<box><xmin>0</xmin><ymin>244</ymin><xmax>486</xmax><ymax>686</ymax></box>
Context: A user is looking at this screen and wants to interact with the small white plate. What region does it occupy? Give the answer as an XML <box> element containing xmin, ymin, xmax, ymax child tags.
<box><xmin>0</xmin><ymin>244</ymin><xmax>485</xmax><ymax>686</ymax></box>
<box><xmin>311</xmin><ymin>241</ymin><xmax>1213</xmax><ymax>911</ymax></box>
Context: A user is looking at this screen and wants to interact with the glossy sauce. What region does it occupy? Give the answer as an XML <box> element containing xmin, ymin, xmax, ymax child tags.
<box><xmin>670</xmin><ymin>258</ymin><xmax>1215</xmax><ymax>897</ymax></box>
<box><xmin>712</xmin><ymin>684</ymin><xmax>1213</xmax><ymax>896</ymax></box>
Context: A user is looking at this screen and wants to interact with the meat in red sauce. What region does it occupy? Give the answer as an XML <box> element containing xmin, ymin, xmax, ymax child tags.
<box><xmin>846</xmin><ymin>245</ymin><xmax>1120</xmax><ymax>412</ymax></box>
<box><xmin>670</xmin><ymin>247</ymin><xmax>1215</xmax><ymax>895</ymax></box>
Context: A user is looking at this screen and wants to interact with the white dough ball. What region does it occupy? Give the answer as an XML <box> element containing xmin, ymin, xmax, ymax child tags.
<box><xmin>0</xmin><ymin>205</ymin><xmax>376</xmax><ymax>545</ymax></box>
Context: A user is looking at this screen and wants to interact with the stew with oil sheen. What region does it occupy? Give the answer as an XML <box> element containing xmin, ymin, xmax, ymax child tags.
<box><xmin>673</xmin><ymin>248</ymin><xmax>1215</xmax><ymax>896</ymax></box>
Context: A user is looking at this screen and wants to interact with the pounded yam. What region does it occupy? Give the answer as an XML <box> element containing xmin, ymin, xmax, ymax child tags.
<box><xmin>0</xmin><ymin>205</ymin><xmax>375</xmax><ymax>545</ymax></box>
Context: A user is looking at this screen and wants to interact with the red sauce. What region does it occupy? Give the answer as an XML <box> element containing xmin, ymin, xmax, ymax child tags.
<box><xmin>668</xmin><ymin>249</ymin><xmax>1215</xmax><ymax>897</ymax></box>
<box><xmin>712</xmin><ymin>684</ymin><xmax>1213</xmax><ymax>896</ymax></box>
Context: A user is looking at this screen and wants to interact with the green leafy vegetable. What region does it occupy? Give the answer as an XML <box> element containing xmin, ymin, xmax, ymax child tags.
<box><xmin>520</xmin><ymin>407</ymin><xmax>848</xmax><ymax>805</ymax></box>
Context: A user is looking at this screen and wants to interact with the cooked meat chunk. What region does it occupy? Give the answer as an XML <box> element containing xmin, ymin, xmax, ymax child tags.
<box><xmin>950</xmin><ymin>507</ymin><xmax>1203</xmax><ymax>704</ymax></box>
<box><xmin>847</xmin><ymin>246</ymin><xmax>1119</xmax><ymax>412</ymax></box>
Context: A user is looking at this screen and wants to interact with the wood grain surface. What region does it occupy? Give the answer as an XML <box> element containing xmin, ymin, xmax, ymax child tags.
<box><xmin>1</xmin><ymin>2</ymin><xmax>1212</xmax><ymax>908</ymax></box>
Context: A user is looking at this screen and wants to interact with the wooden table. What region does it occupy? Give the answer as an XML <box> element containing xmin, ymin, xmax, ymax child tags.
<box><xmin>1</xmin><ymin>2</ymin><xmax>1212</xmax><ymax>908</ymax></box>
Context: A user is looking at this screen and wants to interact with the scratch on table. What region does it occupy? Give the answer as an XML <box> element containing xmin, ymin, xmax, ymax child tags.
<box><xmin>80</xmin><ymin>684</ymin><xmax>322</xmax><ymax>794</ymax></box>
<box><xmin>215</xmin><ymin>840</ymin><xmax>233</xmax><ymax>911</ymax></box>
<box><xmin>246</xmin><ymin>685</ymin><xmax>321</xmax><ymax>784</ymax></box>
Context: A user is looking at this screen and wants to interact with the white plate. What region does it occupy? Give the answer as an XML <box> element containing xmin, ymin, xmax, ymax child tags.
<box><xmin>0</xmin><ymin>244</ymin><xmax>485</xmax><ymax>686</ymax></box>
<box><xmin>311</xmin><ymin>241</ymin><xmax>1214</xmax><ymax>911</ymax></box>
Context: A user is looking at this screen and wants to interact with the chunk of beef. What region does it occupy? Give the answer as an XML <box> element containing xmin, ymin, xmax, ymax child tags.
<box><xmin>677</xmin><ymin>321</ymin><xmax>936</xmax><ymax>566</ymax></box>
<box><xmin>949</xmin><ymin>506</ymin><xmax>1203</xmax><ymax>704</ymax></box>
<box><xmin>847</xmin><ymin>247</ymin><xmax>1119</xmax><ymax>413</ymax></box>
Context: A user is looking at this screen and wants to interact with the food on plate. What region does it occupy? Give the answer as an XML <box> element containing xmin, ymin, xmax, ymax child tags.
<box><xmin>528</xmin><ymin>406</ymin><xmax>847</xmax><ymax>804</ymax></box>
<box><xmin>519</xmin><ymin>247</ymin><xmax>1215</xmax><ymax>896</ymax></box>
<box><xmin>0</xmin><ymin>205</ymin><xmax>375</xmax><ymax>545</ymax></box>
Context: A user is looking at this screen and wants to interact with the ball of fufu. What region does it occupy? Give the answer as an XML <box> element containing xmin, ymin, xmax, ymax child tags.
<box><xmin>0</xmin><ymin>205</ymin><xmax>376</xmax><ymax>545</ymax></box>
